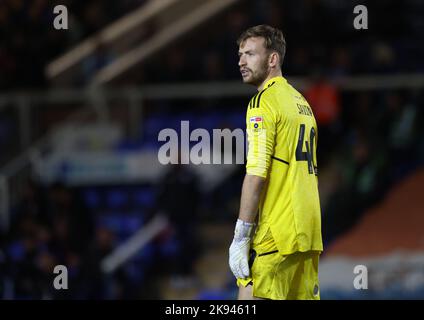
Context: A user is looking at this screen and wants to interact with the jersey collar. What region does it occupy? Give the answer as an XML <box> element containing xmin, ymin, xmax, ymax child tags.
<box><xmin>263</xmin><ymin>76</ymin><xmax>287</xmax><ymax>89</ymax></box>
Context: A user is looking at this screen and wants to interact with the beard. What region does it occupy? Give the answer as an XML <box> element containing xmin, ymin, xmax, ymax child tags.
<box><xmin>243</xmin><ymin>58</ymin><xmax>269</xmax><ymax>87</ymax></box>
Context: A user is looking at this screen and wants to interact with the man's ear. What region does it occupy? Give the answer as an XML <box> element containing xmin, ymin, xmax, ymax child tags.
<box><xmin>269</xmin><ymin>52</ymin><xmax>279</xmax><ymax>68</ymax></box>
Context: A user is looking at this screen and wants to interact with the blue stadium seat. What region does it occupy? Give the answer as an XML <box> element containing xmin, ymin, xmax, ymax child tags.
<box><xmin>197</xmin><ymin>289</ymin><xmax>232</xmax><ymax>300</ymax></box>
<box><xmin>7</xmin><ymin>241</ymin><xmax>26</xmax><ymax>262</ymax></box>
<box><xmin>133</xmin><ymin>242</ymin><xmax>155</xmax><ymax>261</ymax></box>
<box><xmin>143</xmin><ymin>116</ymin><xmax>166</xmax><ymax>136</ymax></box>
<box><xmin>106</xmin><ymin>189</ymin><xmax>129</xmax><ymax>209</ymax></box>
<box><xmin>133</xmin><ymin>187</ymin><xmax>156</xmax><ymax>209</ymax></box>
<box><xmin>159</xmin><ymin>238</ymin><xmax>178</xmax><ymax>258</ymax></box>
<box><xmin>97</xmin><ymin>212</ymin><xmax>144</xmax><ymax>240</ymax></box>
<box><xmin>122</xmin><ymin>214</ymin><xmax>144</xmax><ymax>233</ymax></box>
<box><xmin>142</xmin><ymin>114</ymin><xmax>180</xmax><ymax>142</ymax></box>
<box><xmin>114</xmin><ymin>140</ymin><xmax>144</xmax><ymax>151</ymax></box>
<box><xmin>139</xmin><ymin>140</ymin><xmax>161</xmax><ymax>150</ymax></box>
<box><xmin>97</xmin><ymin>214</ymin><xmax>121</xmax><ymax>233</ymax></box>
<box><xmin>82</xmin><ymin>188</ymin><xmax>101</xmax><ymax>209</ymax></box>
<box><xmin>196</xmin><ymin>113</ymin><xmax>221</xmax><ymax>132</ymax></box>
<box><xmin>124</xmin><ymin>261</ymin><xmax>145</xmax><ymax>283</ymax></box>
<box><xmin>227</xmin><ymin>112</ymin><xmax>245</xmax><ymax>130</ymax></box>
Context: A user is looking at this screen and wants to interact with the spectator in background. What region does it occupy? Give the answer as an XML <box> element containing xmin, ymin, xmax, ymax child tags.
<box><xmin>155</xmin><ymin>161</ymin><xmax>201</xmax><ymax>288</ymax></box>
<box><xmin>165</xmin><ymin>47</ymin><xmax>190</xmax><ymax>82</ymax></box>
<box><xmin>383</xmin><ymin>91</ymin><xmax>420</xmax><ymax>182</ymax></box>
<box><xmin>305</xmin><ymin>71</ymin><xmax>341</xmax><ymax>127</ymax></box>
<box><xmin>8</xmin><ymin>180</ymin><xmax>47</xmax><ymax>237</ymax></box>
<box><xmin>46</xmin><ymin>182</ymin><xmax>94</xmax><ymax>256</ymax></box>
<box><xmin>330</xmin><ymin>47</ymin><xmax>351</xmax><ymax>78</ymax></box>
<box><xmin>220</xmin><ymin>10</ymin><xmax>249</xmax><ymax>79</ymax></box>
<box><xmin>322</xmin><ymin>129</ymin><xmax>388</xmax><ymax>245</ymax></box>
<box><xmin>79</xmin><ymin>226</ymin><xmax>116</xmax><ymax>299</ymax></box>
<box><xmin>3</xmin><ymin>180</ymin><xmax>98</xmax><ymax>299</ymax></box>
<box><xmin>287</xmin><ymin>46</ymin><xmax>310</xmax><ymax>75</ymax></box>
<box><xmin>304</xmin><ymin>70</ymin><xmax>341</xmax><ymax>162</ymax></box>
<box><xmin>203</xmin><ymin>50</ymin><xmax>224</xmax><ymax>81</ymax></box>
<box><xmin>352</xmin><ymin>92</ymin><xmax>377</xmax><ymax>136</ymax></box>
<box><xmin>370</xmin><ymin>42</ymin><xmax>396</xmax><ymax>74</ymax></box>
<box><xmin>81</xmin><ymin>40</ymin><xmax>114</xmax><ymax>85</ymax></box>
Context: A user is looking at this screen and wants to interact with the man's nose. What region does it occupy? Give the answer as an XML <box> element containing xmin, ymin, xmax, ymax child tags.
<box><xmin>239</xmin><ymin>56</ymin><xmax>246</xmax><ymax>67</ymax></box>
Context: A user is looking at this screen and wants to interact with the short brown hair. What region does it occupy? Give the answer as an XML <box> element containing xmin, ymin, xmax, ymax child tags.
<box><xmin>237</xmin><ymin>24</ymin><xmax>286</xmax><ymax>66</ymax></box>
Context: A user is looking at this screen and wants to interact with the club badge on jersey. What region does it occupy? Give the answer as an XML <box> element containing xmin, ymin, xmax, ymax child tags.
<box><xmin>249</xmin><ymin>116</ymin><xmax>263</xmax><ymax>133</ymax></box>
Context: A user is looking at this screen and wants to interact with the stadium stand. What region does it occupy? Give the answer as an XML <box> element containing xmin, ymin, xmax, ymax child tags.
<box><xmin>320</xmin><ymin>168</ymin><xmax>424</xmax><ymax>299</ymax></box>
<box><xmin>0</xmin><ymin>0</ymin><xmax>423</xmax><ymax>299</ymax></box>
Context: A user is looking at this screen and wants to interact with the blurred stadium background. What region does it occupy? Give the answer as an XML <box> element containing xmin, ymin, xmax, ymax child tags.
<box><xmin>0</xmin><ymin>0</ymin><xmax>423</xmax><ymax>299</ymax></box>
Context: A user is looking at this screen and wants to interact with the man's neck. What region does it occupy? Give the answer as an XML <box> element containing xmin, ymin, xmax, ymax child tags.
<box><xmin>257</xmin><ymin>69</ymin><xmax>282</xmax><ymax>91</ymax></box>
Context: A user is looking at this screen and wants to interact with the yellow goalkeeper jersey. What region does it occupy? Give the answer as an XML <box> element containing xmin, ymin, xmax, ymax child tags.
<box><xmin>246</xmin><ymin>76</ymin><xmax>323</xmax><ymax>255</ymax></box>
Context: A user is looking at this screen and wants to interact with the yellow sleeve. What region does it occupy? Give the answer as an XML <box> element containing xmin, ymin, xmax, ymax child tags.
<box><xmin>245</xmin><ymin>95</ymin><xmax>277</xmax><ymax>178</ymax></box>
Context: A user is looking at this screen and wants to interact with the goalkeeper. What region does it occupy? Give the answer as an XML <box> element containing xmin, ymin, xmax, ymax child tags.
<box><xmin>229</xmin><ymin>25</ymin><xmax>323</xmax><ymax>300</ymax></box>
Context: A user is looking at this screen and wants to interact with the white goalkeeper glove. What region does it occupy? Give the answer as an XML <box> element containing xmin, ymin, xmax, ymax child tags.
<box><xmin>229</xmin><ymin>219</ymin><xmax>255</xmax><ymax>279</ymax></box>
